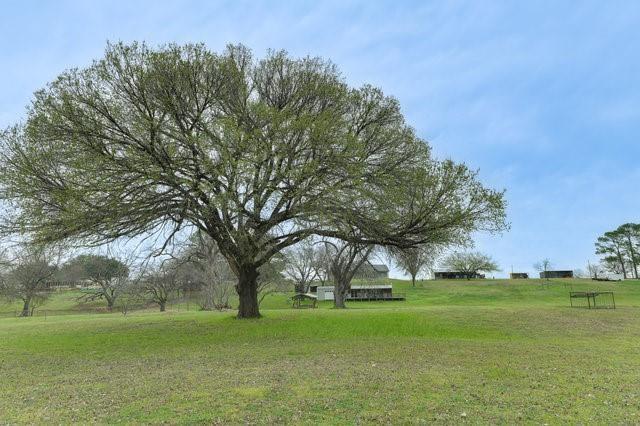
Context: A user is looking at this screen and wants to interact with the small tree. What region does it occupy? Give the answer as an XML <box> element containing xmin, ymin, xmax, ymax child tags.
<box><xmin>0</xmin><ymin>247</ymin><xmax>58</xmax><ymax>316</ymax></box>
<box><xmin>534</xmin><ymin>258</ymin><xmax>553</xmax><ymax>281</ymax></box>
<box><xmin>256</xmin><ymin>254</ymin><xmax>288</xmax><ymax>306</ymax></box>
<box><xmin>389</xmin><ymin>246</ymin><xmax>437</xmax><ymax>286</ymax></box>
<box><xmin>323</xmin><ymin>240</ymin><xmax>374</xmax><ymax>308</ymax></box>
<box><xmin>586</xmin><ymin>261</ymin><xmax>603</xmax><ymax>280</ymax></box>
<box><xmin>65</xmin><ymin>254</ymin><xmax>130</xmax><ymax>311</ymax></box>
<box><xmin>141</xmin><ymin>264</ymin><xmax>181</xmax><ymax>312</ymax></box>
<box><xmin>283</xmin><ymin>239</ymin><xmax>319</xmax><ymax>293</ymax></box>
<box><xmin>177</xmin><ymin>232</ymin><xmax>236</xmax><ymax>311</ymax></box>
<box><xmin>442</xmin><ymin>251</ymin><xmax>499</xmax><ymax>280</ymax></box>
<box><xmin>311</xmin><ymin>244</ymin><xmax>331</xmax><ymax>287</ymax></box>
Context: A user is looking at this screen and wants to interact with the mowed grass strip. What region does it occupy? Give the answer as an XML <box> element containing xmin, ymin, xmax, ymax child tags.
<box><xmin>1</xmin><ymin>279</ymin><xmax>640</xmax><ymax>424</ymax></box>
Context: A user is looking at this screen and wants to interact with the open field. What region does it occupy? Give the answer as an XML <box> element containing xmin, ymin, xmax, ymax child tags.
<box><xmin>1</xmin><ymin>278</ymin><xmax>639</xmax><ymax>423</ymax></box>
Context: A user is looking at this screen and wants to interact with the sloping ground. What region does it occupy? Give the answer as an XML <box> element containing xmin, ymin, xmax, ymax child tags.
<box><xmin>1</xmin><ymin>278</ymin><xmax>638</xmax><ymax>316</ymax></box>
<box><xmin>0</xmin><ymin>280</ymin><xmax>639</xmax><ymax>423</ymax></box>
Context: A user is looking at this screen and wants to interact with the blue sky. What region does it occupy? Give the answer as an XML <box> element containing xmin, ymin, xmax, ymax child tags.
<box><xmin>2</xmin><ymin>1</ymin><xmax>639</xmax><ymax>277</ymax></box>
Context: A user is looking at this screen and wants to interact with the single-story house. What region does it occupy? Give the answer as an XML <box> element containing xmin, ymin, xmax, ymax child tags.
<box><xmin>314</xmin><ymin>284</ymin><xmax>403</xmax><ymax>301</ymax></box>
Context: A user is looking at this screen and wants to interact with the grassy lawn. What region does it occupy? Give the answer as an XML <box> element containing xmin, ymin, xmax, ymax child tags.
<box><xmin>1</xmin><ymin>279</ymin><xmax>639</xmax><ymax>424</ymax></box>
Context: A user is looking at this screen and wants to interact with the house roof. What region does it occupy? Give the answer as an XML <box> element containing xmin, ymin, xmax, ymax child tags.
<box><xmin>352</xmin><ymin>285</ymin><xmax>392</xmax><ymax>290</ymax></box>
<box><xmin>292</xmin><ymin>293</ymin><xmax>317</xmax><ymax>299</ymax></box>
<box><xmin>370</xmin><ymin>264</ymin><xmax>389</xmax><ymax>273</ymax></box>
<box><xmin>315</xmin><ymin>285</ymin><xmax>393</xmax><ymax>290</ymax></box>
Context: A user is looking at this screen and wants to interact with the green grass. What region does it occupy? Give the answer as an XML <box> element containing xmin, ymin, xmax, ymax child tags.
<box><xmin>1</xmin><ymin>278</ymin><xmax>639</xmax><ymax>424</ymax></box>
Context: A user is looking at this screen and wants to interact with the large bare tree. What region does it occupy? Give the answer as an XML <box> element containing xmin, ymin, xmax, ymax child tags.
<box><xmin>140</xmin><ymin>263</ymin><xmax>181</xmax><ymax>312</ymax></box>
<box><xmin>0</xmin><ymin>43</ymin><xmax>507</xmax><ymax>317</ymax></box>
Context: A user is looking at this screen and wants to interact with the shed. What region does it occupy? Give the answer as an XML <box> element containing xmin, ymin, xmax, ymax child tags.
<box><xmin>433</xmin><ymin>271</ymin><xmax>485</xmax><ymax>280</ymax></box>
<box><xmin>510</xmin><ymin>273</ymin><xmax>529</xmax><ymax>279</ymax></box>
<box><xmin>540</xmin><ymin>270</ymin><xmax>573</xmax><ymax>279</ymax></box>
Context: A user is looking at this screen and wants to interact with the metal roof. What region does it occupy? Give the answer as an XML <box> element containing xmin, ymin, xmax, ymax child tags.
<box><xmin>315</xmin><ymin>285</ymin><xmax>393</xmax><ymax>290</ymax></box>
<box><xmin>351</xmin><ymin>285</ymin><xmax>392</xmax><ymax>289</ymax></box>
<box><xmin>370</xmin><ymin>264</ymin><xmax>389</xmax><ymax>272</ymax></box>
<box><xmin>292</xmin><ymin>293</ymin><xmax>318</xmax><ymax>299</ymax></box>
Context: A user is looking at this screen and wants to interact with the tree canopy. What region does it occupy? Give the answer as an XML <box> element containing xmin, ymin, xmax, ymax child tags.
<box><xmin>0</xmin><ymin>42</ymin><xmax>507</xmax><ymax>317</ymax></box>
<box><xmin>388</xmin><ymin>245</ymin><xmax>438</xmax><ymax>287</ymax></box>
<box><xmin>63</xmin><ymin>254</ymin><xmax>129</xmax><ymax>283</ymax></box>
<box><xmin>63</xmin><ymin>254</ymin><xmax>130</xmax><ymax>310</ymax></box>
<box><xmin>441</xmin><ymin>251</ymin><xmax>499</xmax><ymax>280</ymax></box>
<box><xmin>595</xmin><ymin>223</ymin><xmax>640</xmax><ymax>279</ymax></box>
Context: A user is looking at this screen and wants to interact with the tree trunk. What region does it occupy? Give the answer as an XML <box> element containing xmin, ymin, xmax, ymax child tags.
<box><xmin>626</xmin><ymin>237</ymin><xmax>638</xmax><ymax>279</ymax></box>
<box><xmin>107</xmin><ymin>299</ymin><xmax>114</xmax><ymax>312</ymax></box>
<box><xmin>334</xmin><ymin>289</ymin><xmax>346</xmax><ymax>308</ymax></box>
<box><xmin>236</xmin><ymin>265</ymin><xmax>260</xmax><ymax>319</ymax></box>
<box><xmin>333</xmin><ymin>280</ymin><xmax>349</xmax><ymax>309</ymax></box>
<box><xmin>617</xmin><ymin>250</ymin><xmax>627</xmax><ymax>279</ymax></box>
<box><xmin>411</xmin><ymin>274</ymin><xmax>416</xmax><ymax>287</ymax></box>
<box><xmin>159</xmin><ymin>301</ymin><xmax>166</xmax><ymax>312</ymax></box>
<box><xmin>20</xmin><ymin>299</ymin><xmax>31</xmax><ymax>317</ymax></box>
